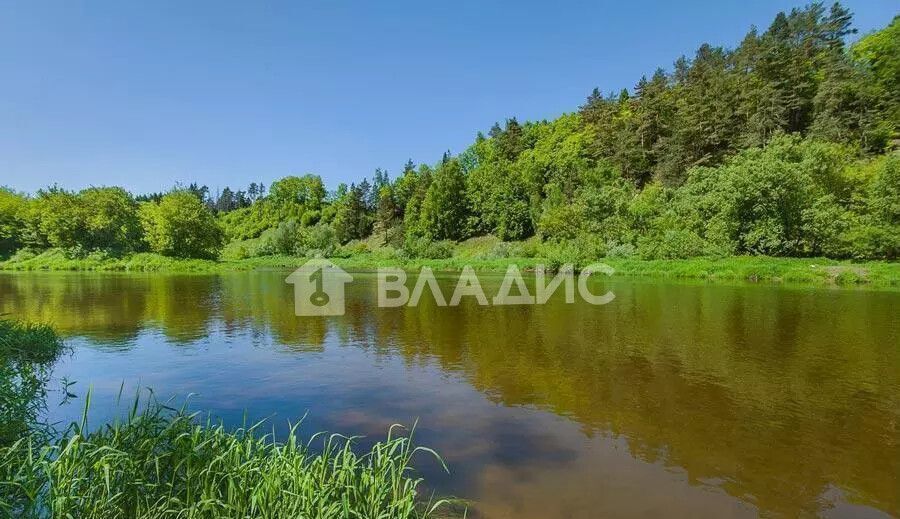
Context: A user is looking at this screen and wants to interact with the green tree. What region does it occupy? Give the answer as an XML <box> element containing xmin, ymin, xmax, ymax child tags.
<box><xmin>851</xmin><ymin>16</ymin><xmax>900</xmax><ymax>130</ymax></box>
<box><xmin>139</xmin><ymin>190</ymin><xmax>224</xmax><ymax>259</ymax></box>
<box><xmin>0</xmin><ymin>189</ymin><xmax>28</xmax><ymax>256</ymax></box>
<box><xmin>79</xmin><ymin>187</ymin><xmax>142</xmax><ymax>252</ymax></box>
<box><xmin>375</xmin><ymin>185</ymin><xmax>399</xmax><ymax>245</ymax></box>
<box><xmin>393</xmin><ymin>160</ymin><xmax>419</xmax><ymax>213</ymax></box>
<box><xmin>810</xmin><ymin>56</ymin><xmax>889</xmax><ymax>151</ymax></box>
<box><xmin>418</xmin><ymin>158</ymin><xmax>468</xmax><ymax>241</ymax></box>
<box><xmin>331</xmin><ymin>184</ymin><xmax>372</xmax><ymax>244</ymax></box>
<box><xmin>401</xmin><ymin>165</ymin><xmax>432</xmax><ymax>239</ymax></box>
<box><xmin>269</xmin><ymin>175</ymin><xmax>326</xmax><ymax>210</ymax></box>
<box><xmin>33</xmin><ymin>188</ymin><xmax>85</xmax><ymax>250</ymax></box>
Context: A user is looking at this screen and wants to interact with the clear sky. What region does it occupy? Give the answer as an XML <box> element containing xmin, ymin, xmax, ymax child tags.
<box><xmin>1</xmin><ymin>1</ymin><xmax>897</xmax><ymax>195</ymax></box>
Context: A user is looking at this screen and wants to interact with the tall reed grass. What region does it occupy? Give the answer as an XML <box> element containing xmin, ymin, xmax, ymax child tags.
<box><xmin>0</xmin><ymin>319</ymin><xmax>67</xmax><ymax>446</ymax></box>
<box><xmin>0</xmin><ymin>391</ymin><xmax>452</xmax><ymax>518</ymax></box>
<box><xmin>0</xmin><ymin>319</ymin><xmax>65</xmax><ymax>364</ymax></box>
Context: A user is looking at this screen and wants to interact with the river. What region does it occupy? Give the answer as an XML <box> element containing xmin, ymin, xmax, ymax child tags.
<box><xmin>0</xmin><ymin>271</ymin><xmax>897</xmax><ymax>518</ymax></box>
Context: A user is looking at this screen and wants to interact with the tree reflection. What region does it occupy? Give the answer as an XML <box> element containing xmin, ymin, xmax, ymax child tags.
<box><xmin>0</xmin><ymin>272</ymin><xmax>896</xmax><ymax>515</ymax></box>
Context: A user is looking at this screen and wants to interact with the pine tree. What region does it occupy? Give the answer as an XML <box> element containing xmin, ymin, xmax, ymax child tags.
<box><xmin>375</xmin><ymin>185</ymin><xmax>399</xmax><ymax>245</ymax></box>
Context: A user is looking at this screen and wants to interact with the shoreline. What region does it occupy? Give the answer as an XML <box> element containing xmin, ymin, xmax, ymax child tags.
<box><xmin>2</xmin><ymin>249</ymin><xmax>898</xmax><ymax>289</ymax></box>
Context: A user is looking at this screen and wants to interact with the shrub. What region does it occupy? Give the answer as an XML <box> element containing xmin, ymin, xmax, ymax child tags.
<box><xmin>637</xmin><ymin>228</ymin><xmax>714</xmax><ymax>260</ymax></box>
<box><xmin>139</xmin><ymin>191</ymin><xmax>224</xmax><ymax>259</ymax></box>
<box><xmin>298</xmin><ymin>223</ymin><xmax>339</xmax><ymax>257</ymax></box>
<box><xmin>537</xmin><ymin>234</ymin><xmax>606</xmax><ymax>269</ymax></box>
<box><xmin>605</xmin><ymin>241</ymin><xmax>636</xmax><ymax>259</ymax></box>
<box><xmin>370</xmin><ymin>245</ymin><xmax>400</xmax><ymax>261</ymax></box>
<box><xmin>403</xmin><ymin>237</ymin><xmax>454</xmax><ymax>259</ymax></box>
<box><xmin>267</xmin><ymin>220</ymin><xmax>301</xmax><ymax>255</ymax></box>
<box><xmin>488</xmin><ymin>241</ymin><xmax>513</xmax><ymax>259</ymax></box>
<box><xmin>300</xmin><ymin>209</ymin><xmax>321</xmax><ymax>227</ymax></box>
<box><xmin>336</xmin><ymin>239</ymin><xmax>369</xmax><ymax>258</ymax></box>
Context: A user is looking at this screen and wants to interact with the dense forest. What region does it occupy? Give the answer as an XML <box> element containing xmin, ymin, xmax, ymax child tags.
<box><xmin>1</xmin><ymin>4</ymin><xmax>898</xmax><ymax>264</ymax></box>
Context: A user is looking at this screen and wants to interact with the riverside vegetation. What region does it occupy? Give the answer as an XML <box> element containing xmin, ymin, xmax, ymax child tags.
<box><xmin>0</xmin><ymin>319</ymin><xmax>453</xmax><ymax>518</ymax></box>
<box><xmin>1</xmin><ymin>4</ymin><xmax>898</xmax><ymax>286</ymax></box>
<box><xmin>0</xmin><ymin>320</ymin><xmax>67</xmax><ymax>446</ymax></box>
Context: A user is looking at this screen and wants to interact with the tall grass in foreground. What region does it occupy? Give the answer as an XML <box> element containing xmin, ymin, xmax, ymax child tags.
<box><xmin>0</xmin><ymin>392</ymin><xmax>453</xmax><ymax>519</ymax></box>
<box><xmin>0</xmin><ymin>319</ymin><xmax>67</xmax><ymax>446</ymax></box>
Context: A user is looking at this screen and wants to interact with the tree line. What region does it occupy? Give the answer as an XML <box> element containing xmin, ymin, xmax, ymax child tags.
<box><xmin>1</xmin><ymin>4</ymin><xmax>897</xmax><ymax>261</ymax></box>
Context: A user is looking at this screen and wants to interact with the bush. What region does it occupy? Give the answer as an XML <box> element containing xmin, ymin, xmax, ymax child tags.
<box><xmin>403</xmin><ymin>237</ymin><xmax>454</xmax><ymax>259</ymax></box>
<box><xmin>221</xmin><ymin>240</ymin><xmax>255</xmax><ymax>260</ymax></box>
<box><xmin>370</xmin><ymin>245</ymin><xmax>401</xmax><ymax>261</ymax></box>
<box><xmin>480</xmin><ymin>240</ymin><xmax>540</xmax><ymax>260</ymax></box>
<box><xmin>139</xmin><ymin>191</ymin><xmax>224</xmax><ymax>259</ymax></box>
<box><xmin>298</xmin><ymin>223</ymin><xmax>339</xmax><ymax>257</ymax></box>
<box><xmin>5</xmin><ymin>248</ymin><xmax>37</xmax><ymax>263</ymax></box>
<box><xmin>300</xmin><ymin>209</ymin><xmax>321</xmax><ymax>227</ymax></box>
<box><xmin>637</xmin><ymin>228</ymin><xmax>714</xmax><ymax>260</ymax></box>
<box><xmin>605</xmin><ymin>241</ymin><xmax>636</xmax><ymax>259</ymax></box>
<box><xmin>537</xmin><ymin>234</ymin><xmax>606</xmax><ymax>269</ymax></box>
<box><xmin>485</xmin><ymin>241</ymin><xmax>514</xmax><ymax>259</ymax></box>
<box><xmin>267</xmin><ymin>220</ymin><xmax>301</xmax><ymax>255</ymax></box>
<box><xmin>844</xmin><ymin>220</ymin><xmax>900</xmax><ymax>260</ymax></box>
<box><xmin>335</xmin><ymin>239</ymin><xmax>369</xmax><ymax>258</ymax></box>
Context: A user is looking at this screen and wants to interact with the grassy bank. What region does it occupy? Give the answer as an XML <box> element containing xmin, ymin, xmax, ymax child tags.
<box><xmin>0</xmin><ymin>319</ymin><xmax>453</xmax><ymax>518</ymax></box>
<box><xmin>0</xmin><ymin>398</ymin><xmax>449</xmax><ymax>518</ymax></box>
<box><xmin>0</xmin><ymin>249</ymin><xmax>226</xmax><ymax>273</ymax></box>
<box><xmin>2</xmin><ymin>244</ymin><xmax>898</xmax><ymax>288</ymax></box>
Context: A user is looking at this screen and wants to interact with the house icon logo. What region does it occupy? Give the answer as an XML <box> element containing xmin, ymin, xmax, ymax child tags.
<box><xmin>285</xmin><ymin>259</ymin><xmax>353</xmax><ymax>316</ymax></box>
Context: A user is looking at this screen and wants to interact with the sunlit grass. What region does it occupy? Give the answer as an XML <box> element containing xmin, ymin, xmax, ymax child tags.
<box><xmin>3</xmin><ymin>246</ymin><xmax>896</xmax><ymax>287</ymax></box>
<box><xmin>0</xmin><ymin>391</ymin><xmax>453</xmax><ymax>519</ymax></box>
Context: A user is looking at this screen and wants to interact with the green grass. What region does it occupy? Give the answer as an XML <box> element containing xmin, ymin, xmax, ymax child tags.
<box><xmin>0</xmin><ymin>391</ymin><xmax>453</xmax><ymax>519</ymax></box>
<box><xmin>0</xmin><ymin>320</ymin><xmax>65</xmax><ymax>363</ymax></box>
<box><xmin>0</xmin><ymin>319</ymin><xmax>68</xmax><ymax>446</ymax></box>
<box><xmin>596</xmin><ymin>256</ymin><xmax>900</xmax><ymax>287</ymax></box>
<box><xmin>0</xmin><ymin>249</ymin><xmax>224</xmax><ymax>273</ymax></box>
<box><xmin>2</xmin><ymin>245</ymin><xmax>898</xmax><ymax>288</ymax></box>
<box><xmin>0</xmin><ymin>321</ymin><xmax>457</xmax><ymax>517</ymax></box>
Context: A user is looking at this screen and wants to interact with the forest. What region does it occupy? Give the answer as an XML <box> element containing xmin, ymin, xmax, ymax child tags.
<box><xmin>1</xmin><ymin>4</ymin><xmax>898</xmax><ymax>266</ymax></box>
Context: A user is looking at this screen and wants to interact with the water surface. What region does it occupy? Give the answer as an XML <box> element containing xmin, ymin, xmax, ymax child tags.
<box><xmin>1</xmin><ymin>271</ymin><xmax>897</xmax><ymax>518</ymax></box>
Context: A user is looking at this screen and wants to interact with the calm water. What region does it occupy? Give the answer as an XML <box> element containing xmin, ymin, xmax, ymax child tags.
<box><xmin>1</xmin><ymin>271</ymin><xmax>898</xmax><ymax>518</ymax></box>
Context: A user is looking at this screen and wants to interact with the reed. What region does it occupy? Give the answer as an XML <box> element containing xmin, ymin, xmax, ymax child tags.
<box><xmin>0</xmin><ymin>391</ymin><xmax>451</xmax><ymax>519</ymax></box>
<box><xmin>0</xmin><ymin>319</ymin><xmax>67</xmax><ymax>446</ymax></box>
<box><xmin>0</xmin><ymin>319</ymin><xmax>65</xmax><ymax>363</ymax></box>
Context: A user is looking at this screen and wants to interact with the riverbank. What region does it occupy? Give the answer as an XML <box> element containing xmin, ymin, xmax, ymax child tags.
<box><xmin>0</xmin><ymin>318</ymin><xmax>454</xmax><ymax>518</ymax></box>
<box><xmin>2</xmin><ymin>247</ymin><xmax>898</xmax><ymax>288</ymax></box>
<box><xmin>1</xmin><ymin>399</ymin><xmax>450</xmax><ymax>518</ymax></box>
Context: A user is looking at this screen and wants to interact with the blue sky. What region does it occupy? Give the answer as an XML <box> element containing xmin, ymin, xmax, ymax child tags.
<box><xmin>1</xmin><ymin>1</ymin><xmax>896</xmax><ymax>195</ymax></box>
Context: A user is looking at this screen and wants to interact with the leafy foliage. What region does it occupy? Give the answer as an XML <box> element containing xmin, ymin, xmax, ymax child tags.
<box><xmin>0</xmin><ymin>189</ymin><xmax>27</xmax><ymax>256</ymax></box>
<box><xmin>0</xmin><ymin>4</ymin><xmax>897</xmax><ymax>263</ymax></box>
<box><xmin>139</xmin><ymin>191</ymin><xmax>224</xmax><ymax>259</ymax></box>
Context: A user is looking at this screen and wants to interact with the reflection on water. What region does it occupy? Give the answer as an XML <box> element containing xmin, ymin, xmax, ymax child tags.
<box><xmin>0</xmin><ymin>271</ymin><xmax>897</xmax><ymax>518</ymax></box>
